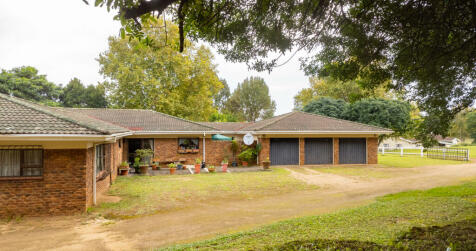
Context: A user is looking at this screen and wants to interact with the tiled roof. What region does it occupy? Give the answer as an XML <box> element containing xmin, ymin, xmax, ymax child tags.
<box><xmin>0</xmin><ymin>93</ymin><xmax>107</xmax><ymax>135</ymax></box>
<box><xmin>245</xmin><ymin>111</ymin><xmax>393</xmax><ymax>132</ymax></box>
<box><xmin>199</xmin><ymin>122</ymin><xmax>253</xmax><ymax>131</ymax></box>
<box><xmin>67</xmin><ymin>108</ymin><xmax>215</xmax><ymax>132</ymax></box>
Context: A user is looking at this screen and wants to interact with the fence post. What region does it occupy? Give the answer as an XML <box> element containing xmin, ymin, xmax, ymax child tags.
<box><xmin>467</xmin><ymin>149</ymin><xmax>470</xmax><ymax>161</ymax></box>
<box><xmin>382</xmin><ymin>147</ymin><xmax>385</xmax><ymax>155</ymax></box>
<box><xmin>421</xmin><ymin>147</ymin><xmax>424</xmax><ymax>157</ymax></box>
<box><xmin>400</xmin><ymin>147</ymin><xmax>403</xmax><ymax>157</ymax></box>
<box><xmin>443</xmin><ymin>148</ymin><xmax>446</xmax><ymax>160</ymax></box>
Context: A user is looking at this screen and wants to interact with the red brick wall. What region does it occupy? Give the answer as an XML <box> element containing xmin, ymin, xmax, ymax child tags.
<box><xmin>0</xmin><ymin>149</ymin><xmax>88</xmax><ymax>217</ymax></box>
<box><xmin>258</xmin><ymin>138</ymin><xmax>270</xmax><ymax>166</ymax></box>
<box><xmin>299</xmin><ymin>138</ymin><xmax>305</xmax><ymax>165</ymax></box>
<box><xmin>367</xmin><ymin>137</ymin><xmax>378</xmax><ymax>164</ymax></box>
<box><xmin>333</xmin><ymin>138</ymin><xmax>339</xmax><ymax>164</ymax></box>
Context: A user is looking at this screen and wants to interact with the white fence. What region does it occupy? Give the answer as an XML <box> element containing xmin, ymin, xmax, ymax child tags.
<box><xmin>378</xmin><ymin>147</ymin><xmax>470</xmax><ymax>161</ymax></box>
<box><xmin>378</xmin><ymin>147</ymin><xmax>425</xmax><ymax>157</ymax></box>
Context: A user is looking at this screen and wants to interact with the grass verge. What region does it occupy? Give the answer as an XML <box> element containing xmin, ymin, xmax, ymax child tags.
<box><xmin>378</xmin><ymin>154</ymin><xmax>464</xmax><ymax>168</ymax></box>
<box><xmin>164</xmin><ymin>181</ymin><xmax>476</xmax><ymax>250</ymax></box>
<box><xmin>90</xmin><ymin>168</ymin><xmax>316</xmax><ymax>218</ymax></box>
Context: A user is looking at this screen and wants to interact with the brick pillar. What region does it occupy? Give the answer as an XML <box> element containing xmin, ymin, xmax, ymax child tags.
<box><xmin>333</xmin><ymin>138</ymin><xmax>339</xmax><ymax>164</ymax></box>
<box><xmin>299</xmin><ymin>138</ymin><xmax>305</xmax><ymax>166</ymax></box>
<box><xmin>258</xmin><ymin>138</ymin><xmax>270</xmax><ymax>165</ymax></box>
<box><xmin>367</xmin><ymin>137</ymin><xmax>378</xmax><ymax>164</ymax></box>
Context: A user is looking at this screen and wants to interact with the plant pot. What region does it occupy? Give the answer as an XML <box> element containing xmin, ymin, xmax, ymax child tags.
<box><xmin>119</xmin><ymin>169</ymin><xmax>129</xmax><ymax>176</ymax></box>
<box><xmin>151</xmin><ymin>164</ymin><xmax>157</xmax><ymax>170</ymax></box>
<box><xmin>231</xmin><ymin>161</ymin><xmax>238</xmax><ymax>167</ymax></box>
<box><xmin>177</xmin><ymin>164</ymin><xmax>183</xmax><ymax>170</ymax></box>
<box><xmin>221</xmin><ymin>163</ymin><xmax>228</xmax><ymax>172</ymax></box>
<box><xmin>194</xmin><ymin>164</ymin><xmax>201</xmax><ymax>174</ymax></box>
<box><xmin>140</xmin><ymin>165</ymin><xmax>149</xmax><ymax>175</ymax></box>
<box><xmin>242</xmin><ymin>161</ymin><xmax>248</xmax><ymax>167</ymax></box>
<box><xmin>209</xmin><ymin>168</ymin><xmax>215</xmax><ymax>173</ymax></box>
<box><xmin>262</xmin><ymin>161</ymin><xmax>270</xmax><ymax>170</ymax></box>
<box><xmin>169</xmin><ymin>167</ymin><xmax>176</xmax><ymax>174</ymax></box>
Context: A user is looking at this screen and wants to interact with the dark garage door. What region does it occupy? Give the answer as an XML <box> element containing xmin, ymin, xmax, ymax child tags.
<box><xmin>339</xmin><ymin>138</ymin><xmax>367</xmax><ymax>164</ymax></box>
<box><xmin>305</xmin><ymin>138</ymin><xmax>333</xmax><ymax>164</ymax></box>
<box><xmin>270</xmin><ymin>138</ymin><xmax>299</xmax><ymax>165</ymax></box>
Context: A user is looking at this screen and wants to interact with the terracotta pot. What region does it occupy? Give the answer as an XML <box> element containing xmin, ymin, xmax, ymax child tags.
<box><xmin>151</xmin><ymin>164</ymin><xmax>157</xmax><ymax>170</ymax></box>
<box><xmin>169</xmin><ymin>168</ymin><xmax>176</xmax><ymax>175</ymax></box>
<box><xmin>262</xmin><ymin>161</ymin><xmax>270</xmax><ymax>170</ymax></box>
<box><xmin>140</xmin><ymin>165</ymin><xmax>149</xmax><ymax>175</ymax></box>
<box><xmin>194</xmin><ymin>164</ymin><xmax>201</xmax><ymax>174</ymax></box>
<box><xmin>221</xmin><ymin>163</ymin><xmax>228</xmax><ymax>172</ymax></box>
<box><xmin>120</xmin><ymin>169</ymin><xmax>129</xmax><ymax>176</ymax></box>
<box><xmin>209</xmin><ymin>168</ymin><xmax>215</xmax><ymax>173</ymax></box>
<box><xmin>242</xmin><ymin>161</ymin><xmax>248</xmax><ymax>167</ymax></box>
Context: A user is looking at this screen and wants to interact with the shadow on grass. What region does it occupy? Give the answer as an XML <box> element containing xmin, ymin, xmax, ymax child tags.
<box><xmin>266</xmin><ymin>218</ymin><xmax>476</xmax><ymax>251</ymax></box>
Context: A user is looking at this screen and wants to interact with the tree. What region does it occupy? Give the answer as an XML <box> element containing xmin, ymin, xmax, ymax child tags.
<box><xmin>61</xmin><ymin>78</ymin><xmax>108</xmax><ymax>108</ymax></box>
<box><xmin>343</xmin><ymin>99</ymin><xmax>412</xmax><ymax>137</ymax></box>
<box><xmin>294</xmin><ymin>77</ymin><xmax>390</xmax><ymax>109</ymax></box>
<box><xmin>226</xmin><ymin>77</ymin><xmax>276</xmax><ymax>122</ymax></box>
<box><xmin>302</xmin><ymin>97</ymin><xmax>348</xmax><ymax>119</ymax></box>
<box><xmin>213</xmin><ymin>79</ymin><xmax>230</xmax><ymax>113</ymax></box>
<box><xmin>449</xmin><ymin>110</ymin><xmax>470</xmax><ymax>141</ymax></box>
<box><xmin>466</xmin><ymin>111</ymin><xmax>476</xmax><ymax>143</ymax></box>
<box><xmin>0</xmin><ymin>66</ymin><xmax>62</xmax><ymax>105</ymax></box>
<box><xmin>91</xmin><ymin>0</ymin><xmax>476</xmax><ymax>143</ymax></box>
<box><xmin>98</xmin><ymin>18</ymin><xmax>222</xmax><ymax>121</ymax></box>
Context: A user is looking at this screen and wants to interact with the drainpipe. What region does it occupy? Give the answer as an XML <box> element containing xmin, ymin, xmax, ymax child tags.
<box><xmin>93</xmin><ymin>144</ymin><xmax>97</xmax><ymax>206</ymax></box>
<box><xmin>203</xmin><ymin>133</ymin><xmax>206</xmax><ymax>162</ymax></box>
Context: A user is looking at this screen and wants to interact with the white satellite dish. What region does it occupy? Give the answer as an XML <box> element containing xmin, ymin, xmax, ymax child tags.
<box><xmin>243</xmin><ymin>133</ymin><xmax>254</xmax><ymax>145</ymax></box>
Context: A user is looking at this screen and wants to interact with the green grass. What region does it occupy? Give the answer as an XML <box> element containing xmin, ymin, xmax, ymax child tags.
<box><xmin>164</xmin><ymin>181</ymin><xmax>476</xmax><ymax>250</ymax></box>
<box><xmin>378</xmin><ymin>154</ymin><xmax>464</xmax><ymax>168</ymax></box>
<box><xmin>452</xmin><ymin>145</ymin><xmax>476</xmax><ymax>158</ymax></box>
<box><xmin>90</xmin><ymin>168</ymin><xmax>316</xmax><ymax>218</ymax></box>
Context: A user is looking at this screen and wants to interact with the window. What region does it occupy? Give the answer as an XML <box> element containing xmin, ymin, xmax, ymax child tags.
<box><xmin>396</xmin><ymin>144</ymin><xmax>402</xmax><ymax>148</ymax></box>
<box><xmin>96</xmin><ymin>144</ymin><xmax>105</xmax><ymax>173</ymax></box>
<box><xmin>0</xmin><ymin>148</ymin><xmax>43</xmax><ymax>177</ymax></box>
<box><xmin>383</xmin><ymin>144</ymin><xmax>389</xmax><ymax>148</ymax></box>
<box><xmin>178</xmin><ymin>138</ymin><xmax>199</xmax><ymax>150</ymax></box>
<box><xmin>127</xmin><ymin>139</ymin><xmax>154</xmax><ymax>163</ymax></box>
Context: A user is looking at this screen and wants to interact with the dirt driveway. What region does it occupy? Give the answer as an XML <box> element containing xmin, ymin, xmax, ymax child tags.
<box><xmin>1</xmin><ymin>161</ymin><xmax>476</xmax><ymax>251</ymax></box>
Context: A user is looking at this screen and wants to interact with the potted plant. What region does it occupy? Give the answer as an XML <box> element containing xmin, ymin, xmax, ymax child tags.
<box><xmin>151</xmin><ymin>161</ymin><xmax>158</xmax><ymax>170</ymax></box>
<box><xmin>133</xmin><ymin>157</ymin><xmax>140</xmax><ymax>174</ymax></box>
<box><xmin>262</xmin><ymin>157</ymin><xmax>271</xmax><ymax>170</ymax></box>
<box><xmin>238</xmin><ymin>148</ymin><xmax>254</xmax><ymax>167</ymax></box>
<box><xmin>119</xmin><ymin>161</ymin><xmax>129</xmax><ymax>175</ymax></box>
<box><xmin>221</xmin><ymin>158</ymin><xmax>228</xmax><ymax>172</ymax></box>
<box><xmin>194</xmin><ymin>158</ymin><xmax>201</xmax><ymax>174</ymax></box>
<box><xmin>168</xmin><ymin>163</ymin><xmax>177</xmax><ymax>174</ymax></box>
<box><xmin>208</xmin><ymin>165</ymin><xmax>216</xmax><ymax>173</ymax></box>
<box><xmin>135</xmin><ymin>149</ymin><xmax>154</xmax><ymax>175</ymax></box>
<box><xmin>177</xmin><ymin>162</ymin><xmax>184</xmax><ymax>170</ymax></box>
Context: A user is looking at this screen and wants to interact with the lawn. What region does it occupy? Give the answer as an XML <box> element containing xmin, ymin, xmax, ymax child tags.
<box><xmin>90</xmin><ymin>168</ymin><xmax>316</xmax><ymax>218</ymax></box>
<box><xmin>378</xmin><ymin>154</ymin><xmax>464</xmax><ymax>168</ymax></box>
<box><xmin>165</xmin><ymin>181</ymin><xmax>476</xmax><ymax>250</ymax></box>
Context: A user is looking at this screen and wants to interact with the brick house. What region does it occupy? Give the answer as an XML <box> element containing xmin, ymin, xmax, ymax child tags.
<box><xmin>0</xmin><ymin>94</ymin><xmax>392</xmax><ymax>217</ymax></box>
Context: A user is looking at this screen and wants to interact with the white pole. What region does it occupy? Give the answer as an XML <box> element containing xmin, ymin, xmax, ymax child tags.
<box><xmin>382</xmin><ymin>147</ymin><xmax>385</xmax><ymax>155</ymax></box>
<box><xmin>421</xmin><ymin>147</ymin><xmax>424</xmax><ymax>157</ymax></box>
<box><xmin>93</xmin><ymin>145</ymin><xmax>97</xmax><ymax>206</ymax></box>
<box><xmin>400</xmin><ymin>147</ymin><xmax>403</xmax><ymax>157</ymax></box>
<box><xmin>202</xmin><ymin>133</ymin><xmax>206</xmax><ymax>162</ymax></box>
<box><xmin>467</xmin><ymin>149</ymin><xmax>470</xmax><ymax>161</ymax></box>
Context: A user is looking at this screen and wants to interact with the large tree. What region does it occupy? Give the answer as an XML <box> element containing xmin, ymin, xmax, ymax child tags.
<box><xmin>90</xmin><ymin>0</ymin><xmax>476</xmax><ymax>143</ymax></box>
<box><xmin>302</xmin><ymin>97</ymin><xmax>348</xmax><ymax>119</ymax></box>
<box><xmin>61</xmin><ymin>78</ymin><xmax>108</xmax><ymax>108</ymax></box>
<box><xmin>294</xmin><ymin>77</ymin><xmax>390</xmax><ymax>109</ymax></box>
<box><xmin>0</xmin><ymin>66</ymin><xmax>62</xmax><ymax>105</ymax></box>
<box><xmin>226</xmin><ymin>77</ymin><xmax>276</xmax><ymax>122</ymax></box>
<box><xmin>466</xmin><ymin>111</ymin><xmax>476</xmax><ymax>143</ymax></box>
<box><xmin>98</xmin><ymin>18</ymin><xmax>223</xmax><ymax>121</ymax></box>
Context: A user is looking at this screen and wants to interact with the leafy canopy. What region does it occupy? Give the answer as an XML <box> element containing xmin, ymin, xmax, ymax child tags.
<box><xmin>225</xmin><ymin>76</ymin><xmax>276</xmax><ymax>122</ymax></box>
<box><xmin>466</xmin><ymin>111</ymin><xmax>476</xmax><ymax>143</ymax></box>
<box><xmin>61</xmin><ymin>78</ymin><xmax>108</xmax><ymax>108</ymax></box>
<box><xmin>97</xmin><ymin>18</ymin><xmax>222</xmax><ymax>121</ymax></box>
<box><xmin>302</xmin><ymin>97</ymin><xmax>348</xmax><ymax>119</ymax></box>
<box><xmin>90</xmin><ymin>0</ymin><xmax>476</xmax><ymax>142</ymax></box>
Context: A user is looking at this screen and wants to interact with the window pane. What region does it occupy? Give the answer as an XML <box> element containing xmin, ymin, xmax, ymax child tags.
<box><xmin>0</xmin><ymin>150</ymin><xmax>21</xmax><ymax>177</ymax></box>
<box><xmin>178</xmin><ymin>138</ymin><xmax>199</xmax><ymax>149</ymax></box>
<box><xmin>96</xmin><ymin>145</ymin><xmax>105</xmax><ymax>173</ymax></box>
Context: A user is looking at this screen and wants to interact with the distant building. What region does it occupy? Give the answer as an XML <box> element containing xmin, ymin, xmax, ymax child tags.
<box><xmin>434</xmin><ymin>136</ymin><xmax>461</xmax><ymax>147</ymax></box>
<box><xmin>380</xmin><ymin>137</ymin><xmax>421</xmax><ymax>148</ymax></box>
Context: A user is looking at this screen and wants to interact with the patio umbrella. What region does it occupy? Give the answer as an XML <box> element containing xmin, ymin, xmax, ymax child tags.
<box><xmin>212</xmin><ymin>134</ymin><xmax>233</xmax><ymax>141</ymax></box>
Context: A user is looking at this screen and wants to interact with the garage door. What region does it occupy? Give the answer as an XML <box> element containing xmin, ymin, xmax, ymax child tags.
<box><xmin>305</xmin><ymin>138</ymin><xmax>333</xmax><ymax>164</ymax></box>
<box><xmin>270</xmin><ymin>138</ymin><xmax>299</xmax><ymax>165</ymax></box>
<box><xmin>339</xmin><ymin>138</ymin><xmax>367</xmax><ymax>164</ymax></box>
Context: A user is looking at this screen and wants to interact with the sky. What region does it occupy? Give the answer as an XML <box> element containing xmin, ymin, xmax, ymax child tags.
<box><xmin>0</xmin><ymin>1</ymin><xmax>310</xmax><ymax>115</ymax></box>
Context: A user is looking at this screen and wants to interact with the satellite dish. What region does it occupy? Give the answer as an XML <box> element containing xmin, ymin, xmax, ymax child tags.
<box><xmin>243</xmin><ymin>133</ymin><xmax>254</xmax><ymax>145</ymax></box>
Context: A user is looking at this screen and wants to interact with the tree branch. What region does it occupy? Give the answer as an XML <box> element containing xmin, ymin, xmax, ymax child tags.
<box><xmin>122</xmin><ymin>0</ymin><xmax>179</xmax><ymax>19</ymax></box>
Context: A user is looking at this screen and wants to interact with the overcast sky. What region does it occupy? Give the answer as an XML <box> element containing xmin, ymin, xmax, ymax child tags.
<box><xmin>0</xmin><ymin>1</ymin><xmax>309</xmax><ymax>115</ymax></box>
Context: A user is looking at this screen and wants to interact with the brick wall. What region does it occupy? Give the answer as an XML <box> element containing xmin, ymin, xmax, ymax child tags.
<box><xmin>367</xmin><ymin>137</ymin><xmax>378</xmax><ymax>164</ymax></box>
<box><xmin>299</xmin><ymin>138</ymin><xmax>305</xmax><ymax>165</ymax></box>
<box><xmin>333</xmin><ymin>138</ymin><xmax>339</xmax><ymax>164</ymax></box>
<box><xmin>0</xmin><ymin>149</ymin><xmax>88</xmax><ymax>217</ymax></box>
<box><xmin>258</xmin><ymin>138</ymin><xmax>270</xmax><ymax>166</ymax></box>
